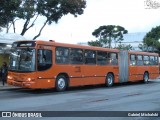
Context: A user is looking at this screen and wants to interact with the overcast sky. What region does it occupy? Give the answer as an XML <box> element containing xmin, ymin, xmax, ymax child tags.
<box><xmin>3</xmin><ymin>0</ymin><xmax>160</xmax><ymax>44</ymax></box>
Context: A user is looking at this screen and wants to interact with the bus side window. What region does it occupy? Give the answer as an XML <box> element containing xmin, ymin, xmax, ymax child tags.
<box><xmin>143</xmin><ymin>55</ymin><xmax>149</xmax><ymax>65</ymax></box>
<box><xmin>150</xmin><ymin>56</ymin><xmax>158</xmax><ymax>65</ymax></box>
<box><xmin>150</xmin><ymin>56</ymin><xmax>155</xmax><ymax>65</ymax></box>
<box><xmin>137</xmin><ymin>55</ymin><xmax>143</xmax><ymax>66</ymax></box>
<box><xmin>155</xmin><ymin>56</ymin><xmax>158</xmax><ymax>65</ymax></box>
<box><xmin>97</xmin><ymin>51</ymin><xmax>107</xmax><ymax>65</ymax></box>
<box><xmin>56</xmin><ymin>47</ymin><xmax>69</xmax><ymax>64</ymax></box>
<box><xmin>107</xmin><ymin>53</ymin><xmax>118</xmax><ymax>65</ymax></box>
<box><xmin>85</xmin><ymin>50</ymin><xmax>96</xmax><ymax>64</ymax></box>
<box><xmin>70</xmin><ymin>48</ymin><xmax>83</xmax><ymax>64</ymax></box>
<box><xmin>130</xmin><ymin>54</ymin><xmax>136</xmax><ymax>66</ymax></box>
<box><xmin>38</xmin><ymin>49</ymin><xmax>52</xmax><ymax>71</ymax></box>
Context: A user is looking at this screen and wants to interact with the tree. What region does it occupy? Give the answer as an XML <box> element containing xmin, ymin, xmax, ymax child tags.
<box><xmin>0</xmin><ymin>0</ymin><xmax>21</xmax><ymax>33</ymax></box>
<box><xmin>0</xmin><ymin>0</ymin><xmax>86</xmax><ymax>40</ymax></box>
<box><xmin>143</xmin><ymin>26</ymin><xmax>160</xmax><ymax>52</ymax></box>
<box><xmin>138</xmin><ymin>43</ymin><xmax>149</xmax><ymax>51</ymax></box>
<box><xmin>88</xmin><ymin>25</ymin><xmax>128</xmax><ymax>48</ymax></box>
<box><xmin>88</xmin><ymin>40</ymin><xmax>103</xmax><ymax>47</ymax></box>
<box><xmin>116</xmin><ymin>44</ymin><xmax>133</xmax><ymax>50</ymax></box>
<box><xmin>17</xmin><ymin>0</ymin><xmax>38</xmax><ymax>36</ymax></box>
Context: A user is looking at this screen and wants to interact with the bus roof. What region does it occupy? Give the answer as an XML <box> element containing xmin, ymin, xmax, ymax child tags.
<box><xmin>14</xmin><ymin>40</ymin><xmax>159</xmax><ymax>56</ymax></box>
<box><xmin>129</xmin><ymin>50</ymin><xmax>158</xmax><ymax>56</ymax></box>
<box><xmin>14</xmin><ymin>40</ymin><xmax>120</xmax><ymax>53</ymax></box>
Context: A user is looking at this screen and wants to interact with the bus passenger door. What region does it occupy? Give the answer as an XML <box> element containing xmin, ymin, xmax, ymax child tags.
<box><xmin>36</xmin><ymin>45</ymin><xmax>54</xmax><ymax>88</ymax></box>
<box><xmin>83</xmin><ymin>50</ymin><xmax>97</xmax><ymax>85</ymax></box>
<box><xmin>149</xmin><ymin>56</ymin><xmax>159</xmax><ymax>79</ymax></box>
<box><xmin>69</xmin><ymin>65</ymin><xmax>84</xmax><ymax>86</ymax></box>
<box><xmin>69</xmin><ymin>48</ymin><xmax>84</xmax><ymax>86</ymax></box>
<box><xmin>83</xmin><ymin>65</ymin><xmax>97</xmax><ymax>85</ymax></box>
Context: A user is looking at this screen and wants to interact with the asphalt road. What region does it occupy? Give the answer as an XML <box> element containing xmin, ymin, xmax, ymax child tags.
<box><xmin>0</xmin><ymin>79</ymin><xmax>160</xmax><ymax>120</ymax></box>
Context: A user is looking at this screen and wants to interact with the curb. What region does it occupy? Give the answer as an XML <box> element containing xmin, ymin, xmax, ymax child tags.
<box><xmin>0</xmin><ymin>81</ymin><xmax>18</xmax><ymax>90</ymax></box>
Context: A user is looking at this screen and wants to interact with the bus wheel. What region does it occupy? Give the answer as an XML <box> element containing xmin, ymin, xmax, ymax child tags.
<box><xmin>143</xmin><ymin>72</ymin><xmax>149</xmax><ymax>83</ymax></box>
<box><xmin>55</xmin><ymin>75</ymin><xmax>67</xmax><ymax>92</ymax></box>
<box><xmin>106</xmin><ymin>73</ymin><xmax>114</xmax><ymax>87</ymax></box>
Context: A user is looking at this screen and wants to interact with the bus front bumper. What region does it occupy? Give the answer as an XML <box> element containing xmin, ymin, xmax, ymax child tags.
<box><xmin>7</xmin><ymin>80</ymin><xmax>36</xmax><ymax>88</ymax></box>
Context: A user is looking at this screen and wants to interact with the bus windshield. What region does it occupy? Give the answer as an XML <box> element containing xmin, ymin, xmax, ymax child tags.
<box><xmin>9</xmin><ymin>48</ymin><xmax>36</xmax><ymax>72</ymax></box>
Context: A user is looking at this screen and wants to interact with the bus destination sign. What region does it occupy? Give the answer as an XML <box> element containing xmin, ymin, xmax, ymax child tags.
<box><xmin>12</xmin><ymin>41</ymin><xmax>36</xmax><ymax>47</ymax></box>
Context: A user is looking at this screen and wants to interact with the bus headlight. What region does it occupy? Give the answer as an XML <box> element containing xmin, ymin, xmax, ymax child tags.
<box><xmin>27</xmin><ymin>78</ymin><xmax>35</xmax><ymax>81</ymax></box>
<box><xmin>8</xmin><ymin>76</ymin><xmax>13</xmax><ymax>80</ymax></box>
<box><xmin>27</xmin><ymin>78</ymin><xmax>31</xmax><ymax>81</ymax></box>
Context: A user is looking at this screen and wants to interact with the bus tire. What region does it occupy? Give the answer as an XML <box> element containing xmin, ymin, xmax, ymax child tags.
<box><xmin>106</xmin><ymin>73</ymin><xmax>114</xmax><ymax>87</ymax></box>
<box><xmin>55</xmin><ymin>75</ymin><xmax>68</xmax><ymax>92</ymax></box>
<box><xmin>143</xmin><ymin>72</ymin><xmax>149</xmax><ymax>83</ymax></box>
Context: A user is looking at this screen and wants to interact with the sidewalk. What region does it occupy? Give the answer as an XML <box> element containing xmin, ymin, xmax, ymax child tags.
<box><xmin>0</xmin><ymin>81</ymin><xmax>18</xmax><ymax>90</ymax></box>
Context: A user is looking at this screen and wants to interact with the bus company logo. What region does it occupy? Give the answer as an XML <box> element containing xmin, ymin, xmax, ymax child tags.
<box><xmin>1</xmin><ymin>112</ymin><xmax>42</xmax><ymax>118</ymax></box>
<box><xmin>2</xmin><ymin>112</ymin><xmax>11</xmax><ymax>117</ymax></box>
<box><xmin>144</xmin><ymin>0</ymin><xmax>160</xmax><ymax>9</ymax></box>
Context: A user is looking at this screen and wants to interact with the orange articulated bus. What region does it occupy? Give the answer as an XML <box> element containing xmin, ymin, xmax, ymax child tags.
<box><xmin>7</xmin><ymin>40</ymin><xmax>159</xmax><ymax>91</ymax></box>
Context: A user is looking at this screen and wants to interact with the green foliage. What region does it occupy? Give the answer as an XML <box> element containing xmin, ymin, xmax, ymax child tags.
<box><xmin>0</xmin><ymin>0</ymin><xmax>86</xmax><ymax>39</ymax></box>
<box><xmin>138</xmin><ymin>43</ymin><xmax>144</xmax><ymax>50</ymax></box>
<box><xmin>88</xmin><ymin>40</ymin><xmax>103</xmax><ymax>47</ymax></box>
<box><xmin>37</xmin><ymin>0</ymin><xmax>86</xmax><ymax>24</ymax></box>
<box><xmin>17</xmin><ymin>0</ymin><xmax>37</xmax><ymax>19</ymax></box>
<box><xmin>116</xmin><ymin>44</ymin><xmax>133</xmax><ymax>50</ymax></box>
<box><xmin>33</xmin><ymin>0</ymin><xmax>86</xmax><ymax>40</ymax></box>
<box><xmin>89</xmin><ymin>25</ymin><xmax>128</xmax><ymax>48</ymax></box>
<box><xmin>143</xmin><ymin>26</ymin><xmax>160</xmax><ymax>52</ymax></box>
<box><xmin>0</xmin><ymin>0</ymin><xmax>21</xmax><ymax>32</ymax></box>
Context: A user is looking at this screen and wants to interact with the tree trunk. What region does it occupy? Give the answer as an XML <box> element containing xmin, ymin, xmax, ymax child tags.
<box><xmin>21</xmin><ymin>19</ymin><xmax>30</xmax><ymax>36</ymax></box>
<box><xmin>21</xmin><ymin>15</ymin><xmax>39</xmax><ymax>36</ymax></box>
<box><xmin>12</xmin><ymin>21</ymin><xmax>16</xmax><ymax>33</ymax></box>
<box><xmin>6</xmin><ymin>23</ymin><xmax>9</xmax><ymax>33</ymax></box>
<box><xmin>32</xmin><ymin>20</ymin><xmax>48</xmax><ymax>40</ymax></box>
<box><xmin>108</xmin><ymin>36</ymin><xmax>111</xmax><ymax>48</ymax></box>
